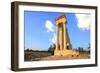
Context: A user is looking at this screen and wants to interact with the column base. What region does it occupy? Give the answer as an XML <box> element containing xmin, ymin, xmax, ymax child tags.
<box><xmin>54</xmin><ymin>49</ymin><xmax>79</xmax><ymax>56</ymax></box>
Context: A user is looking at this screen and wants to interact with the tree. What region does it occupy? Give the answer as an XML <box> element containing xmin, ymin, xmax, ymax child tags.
<box><xmin>25</xmin><ymin>48</ymin><xmax>30</xmax><ymax>52</ymax></box>
<box><xmin>48</xmin><ymin>45</ymin><xmax>52</xmax><ymax>52</ymax></box>
<box><xmin>87</xmin><ymin>43</ymin><xmax>90</xmax><ymax>53</ymax></box>
<box><xmin>78</xmin><ymin>47</ymin><xmax>84</xmax><ymax>52</ymax></box>
<box><xmin>52</xmin><ymin>44</ymin><xmax>56</xmax><ymax>50</ymax></box>
<box><xmin>48</xmin><ymin>44</ymin><xmax>56</xmax><ymax>55</ymax></box>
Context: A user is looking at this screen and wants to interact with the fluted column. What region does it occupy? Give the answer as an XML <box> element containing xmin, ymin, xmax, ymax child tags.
<box><xmin>63</xmin><ymin>23</ymin><xmax>67</xmax><ymax>50</ymax></box>
<box><xmin>56</xmin><ymin>25</ymin><xmax>59</xmax><ymax>50</ymax></box>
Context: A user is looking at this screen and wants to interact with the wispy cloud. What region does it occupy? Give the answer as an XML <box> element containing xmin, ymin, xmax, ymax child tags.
<box><xmin>76</xmin><ymin>14</ymin><xmax>91</xmax><ymax>30</ymax></box>
<box><xmin>45</xmin><ymin>20</ymin><xmax>56</xmax><ymax>44</ymax></box>
<box><xmin>45</xmin><ymin>20</ymin><xmax>54</xmax><ymax>32</ymax></box>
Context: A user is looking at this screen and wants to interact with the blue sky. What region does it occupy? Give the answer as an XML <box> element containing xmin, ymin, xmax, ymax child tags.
<box><xmin>24</xmin><ymin>11</ymin><xmax>90</xmax><ymax>50</ymax></box>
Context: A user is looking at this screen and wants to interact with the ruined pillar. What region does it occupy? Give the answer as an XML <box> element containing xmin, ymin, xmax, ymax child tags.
<box><xmin>56</xmin><ymin>25</ymin><xmax>59</xmax><ymax>50</ymax></box>
<box><xmin>63</xmin><ymin>22</ymin><xmax>67</xmax><ymax>50</ymax></box>
<box><xmin>54</xmin><ymin>15</ymin><xmax>78</xmax><ymax>56</ymax></box>
<box><xmin>59</xmin><ymin>26</ymin><xmax>63</xmax><ymax>50</ymax></box>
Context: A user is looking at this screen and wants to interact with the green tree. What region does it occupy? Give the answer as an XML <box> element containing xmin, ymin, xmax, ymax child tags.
<box><xmin>52</xmin><ymin>44</ymin><xmax>56</xmax><ymax>50</ymax></box>
<box><xmin>87</xmin><ymin>43</ymin><xmax>90</xmax><ymax>53</ymax></box>
<box><xmin>78</xmin><ymin>47</ymin><xmax>84</xmax><ymax>52</ymax></box>
<box><xmin>26</xmin><ymin>48</ymin><xmax>29</xmax><ymax>51</ymax></box>
<box><xmin>48</xmin><ymin>44</ymin><xmax>56</xmax><ymax>55</ymax></box>
<box><xmin>48</xmin><ymin>45</ymin><xmax>52</xmax><ymax>52</ymax></box>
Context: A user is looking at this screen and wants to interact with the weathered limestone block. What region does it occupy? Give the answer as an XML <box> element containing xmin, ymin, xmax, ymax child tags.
<box><xmin>54</xmin><ymin>49</ymin><xmax>79</xmax><ymax>56</ymax></box>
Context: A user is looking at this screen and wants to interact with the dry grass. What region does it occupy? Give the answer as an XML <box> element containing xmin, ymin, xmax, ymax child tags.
<box><xmin>24</xmin><ymin>51</ymin><xmax>90</xmax><ymax>61</ymax></box>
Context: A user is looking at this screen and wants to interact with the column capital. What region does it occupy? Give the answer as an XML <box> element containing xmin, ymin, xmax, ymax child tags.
<box><xmin>63</xmin><ymin>21</ymin><xmax>67</xmax><ymax>25</ymax></box>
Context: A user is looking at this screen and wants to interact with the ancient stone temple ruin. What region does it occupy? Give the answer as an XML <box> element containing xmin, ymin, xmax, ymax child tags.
<box><xmin>54</xmin><ymin>15</ymin><xmax>79</xmax><ymax>56</ymax></box>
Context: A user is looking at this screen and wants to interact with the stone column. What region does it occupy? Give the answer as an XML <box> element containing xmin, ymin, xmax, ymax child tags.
<box><xmin>63</xmin><ymin>23</ymin><xmax>67</xmax><ymax>50</ymax></box>
<box><xmin>56</xmin><ymin>25</ymin><xmax>59</xmax><ymax>50</ymax></box>
<box><xmin>59</xmin><ymin>27</ymin><xmax>63</xmax><ymax>50</ymax></box>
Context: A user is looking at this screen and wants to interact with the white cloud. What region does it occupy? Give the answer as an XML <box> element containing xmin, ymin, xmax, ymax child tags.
<box><xmin>45</xmin><ymin>20</ymin><xmax>54</xmax><ymax>32</ymax></box>
<box><xmin>76</xmin><ymin>14</ymin><xmax>91</xmax><ymax>30</ymax></box>
<box><xmin>45</xmin><ymin>20</ymin><xmax>56</xmax><ymax>44</ymax></box>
